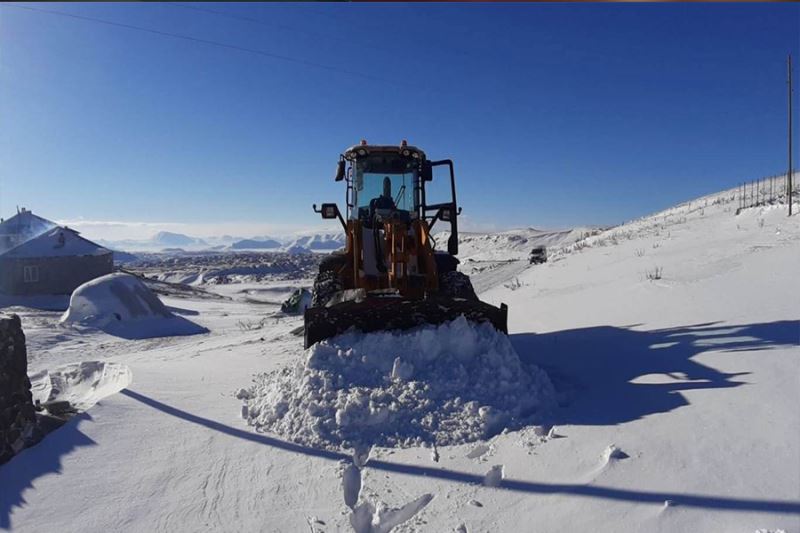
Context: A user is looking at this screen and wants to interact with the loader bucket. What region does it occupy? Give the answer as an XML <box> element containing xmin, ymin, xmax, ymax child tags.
<box><xmin>303</xmin><ymin>296</ymin><xmax>508</xmax><ymax>349</ymax></box>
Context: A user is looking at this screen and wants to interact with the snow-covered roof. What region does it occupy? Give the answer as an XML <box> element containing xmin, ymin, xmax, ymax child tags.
<box><xmin>0</xmin><ymin>209</ymin><xmax>56</xmax><ymax>237</ymax></box>
<box><xmin>0</xmin><ymin>209</ymin><xmax>57</xmax><ymax>254</ymax></box>
<box><xmin>0</xmin><ymin>226</ymin><xmax>111</xmax><ymax>259</ymax></box>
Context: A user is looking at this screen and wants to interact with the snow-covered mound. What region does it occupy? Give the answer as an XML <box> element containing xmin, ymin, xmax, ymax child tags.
<box><xmin>60</xmin><ymin>273</ymin><xmax>207</xmax><ymax>339</ymax></box>
<box><xmin>29</xmin><ymin>361</ymin><xmax>132</xmax><ymax>411</ymax></box>
<box><xmin>242</xmin><ymin>316</ymin><xmax>555</xmax><ymax>449</ymax></box>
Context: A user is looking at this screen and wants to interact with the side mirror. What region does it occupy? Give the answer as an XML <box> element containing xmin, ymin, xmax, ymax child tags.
<box><xmin>314</xmin><ymin>203</ymin><xmax>347</xmax><ymax>231</ymax></box>
<box><xmin>319</xmin><ymin>203</ymin><xmax>339</xmax><ymax>219</ymax></box>
<box><xmin>420</xmin><ymin>160</ymin><xmax>433</xmax><ymax>182</ymax></box>
<box><xmin>335</xmin><ymin>160</ymin><xmax>346</xmax><ymax>181</ymax></box>
<box><xmin>439</xmin><ymin>206</ymin><xmax>452</xmax><ymax>222</ymax></box>
<box><xmin>447</xmin><ymin>233</ymin><xmax>458</xmax><ymax>256</ymax></box>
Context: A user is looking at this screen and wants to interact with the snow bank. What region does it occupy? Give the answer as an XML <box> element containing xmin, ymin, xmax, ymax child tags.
<box><xmin>243</xmin><ymin>316</ymin><xmax>555</xmax><ymax>449</ymax></box>
<box><xmin>30</xmin><ymin>361</ymin><xmax>132</xmax><ymax>411</ymax></box>
<box><xmin>60</xmin><ymin>273</ymin><xmax>207</xmax><ymax>339</ymax></box>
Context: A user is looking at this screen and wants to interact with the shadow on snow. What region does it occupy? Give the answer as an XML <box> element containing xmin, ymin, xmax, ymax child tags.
<box><xmin>0</xmin><ymin>413</ymin><xmax>96</xmax><ymax>530</ymax></box>
<box><xmin>118</xmin><ymin>382</ymin><xmax>798</xmax><ymax>515</ymax></box>
<box><xmin>510</xmin><ymin>319</ymin><xmax>798</xmax><ymax>426</ymax></box>
<box><xmin>1</xmin><ymin>320</ymin><xmax>797</xmax><ymax>529</ymax></box>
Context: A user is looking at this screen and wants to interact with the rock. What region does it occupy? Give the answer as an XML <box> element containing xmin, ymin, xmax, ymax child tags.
<box><xmin>0</xmin><ymin>314</ymin><xmax>41</xmax><ymax>465</ymax></box>
<box><xmin>43</xmin><ymin>400</ymin><xmax>76</xmax><ymax>417</ymax></box>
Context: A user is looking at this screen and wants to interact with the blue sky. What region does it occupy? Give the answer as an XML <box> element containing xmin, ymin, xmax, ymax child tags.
<box><xmin>1</xmin><ymin>2</ymin><xmax>798</xmax><ymax>240</ymax></box>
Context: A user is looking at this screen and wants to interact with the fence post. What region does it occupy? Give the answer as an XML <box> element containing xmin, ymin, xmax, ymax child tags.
<box><xmin>789</xmin><ymin>54</ymin><xmax>794</xmax><ymax>216</ymax></box>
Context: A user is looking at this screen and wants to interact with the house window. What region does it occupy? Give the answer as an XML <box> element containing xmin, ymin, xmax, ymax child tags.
<box><xmin>23</xmin><ymin>265</ymin><xmax>39</xmax><ymax>283</ymax></box>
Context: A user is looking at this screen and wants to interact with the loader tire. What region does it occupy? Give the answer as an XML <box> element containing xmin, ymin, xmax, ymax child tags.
<box><xmin>311</xmin><ymin>270</ymin><xmax>343</xmax><ymax>308</ymax></box>
<box><xmin>319</xmin><ymin>251</ymin><xmax>347</xmax><ymax>273</ymax></box>
<box><xmin>439</xmin><ymin>271</ymin><xmax>478</xmax><ymax>301</ymax></box>
<box><xmin>434</xmin><ymin>252</ymin><xmax>459</xmax><ymax>275</ymax></box>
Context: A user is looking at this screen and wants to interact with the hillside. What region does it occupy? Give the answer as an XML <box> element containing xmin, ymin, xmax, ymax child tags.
<box><xmin>285</xmin><ymin>232</ymin><xmax>346</xmax><ymax>250</ymax></box>
<box><xmin>1</xmin><ymin>185</ymin><xmax>798</xmax><ymax>532</ymax></box>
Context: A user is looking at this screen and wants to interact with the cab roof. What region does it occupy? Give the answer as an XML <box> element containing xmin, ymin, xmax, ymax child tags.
<box><xmin>343</xmin><ymin>142</ymin><xmax>426</xmax><ymax>162</ymax></box>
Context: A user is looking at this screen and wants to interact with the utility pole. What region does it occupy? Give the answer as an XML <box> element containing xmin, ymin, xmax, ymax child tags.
<box><xmin>789</xmin><ymin>54</ymin><xmax>794</xmax><ymax>216</ymax></box>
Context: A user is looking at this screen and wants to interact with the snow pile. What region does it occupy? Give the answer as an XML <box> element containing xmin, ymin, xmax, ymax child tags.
<box><xmin>60</xmin><ymin>273</ymin><xmax>207</xmax><ymax>338</ymax></box>
<box><xmin>29</xmin><ymin>361</ymin><xmax>132</xmax><ymax>411</ymax></box>
<box><xmin>242</xmin><ymin>316</ymin><xmax>555</xmax><ymax>449</ymax></box>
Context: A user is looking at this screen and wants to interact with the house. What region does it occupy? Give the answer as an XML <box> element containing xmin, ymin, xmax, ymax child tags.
<box><xmin>0</xmin><ymin>208</ymin><xmax>56</xmax><ymax>254</ymax></box>
<box><xmin>0</xmin><ymin>210</ymin><xmax>113</xmax><ymax>296</ymax></box>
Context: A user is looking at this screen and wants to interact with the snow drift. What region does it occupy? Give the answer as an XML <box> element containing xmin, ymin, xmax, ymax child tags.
<box><xmin>60</xmin><ymin>273</ymin><xmax>207</xmax><ymax>339</ymax></box>
<box><xmin>242</xmin><ymin>316</ymin><xmax>555</xmax><ymax>449</ymax></box>
<box><xmin>30</xmin><ymin>361</ymin><xmax>132</xmax><ymax>411</ymax></box>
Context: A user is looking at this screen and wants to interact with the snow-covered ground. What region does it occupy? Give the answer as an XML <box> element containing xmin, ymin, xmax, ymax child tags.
<box><xmin>1</xmin><ymin>188</ymin><xmax>798</xmax><ymax>532</ymax></box>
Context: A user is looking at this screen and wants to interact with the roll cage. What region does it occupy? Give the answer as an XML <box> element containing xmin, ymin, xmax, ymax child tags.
<box><xmin>314</xmin><ymin>142</ymin><xmax>461</xmax><ymax>255</ymax></box>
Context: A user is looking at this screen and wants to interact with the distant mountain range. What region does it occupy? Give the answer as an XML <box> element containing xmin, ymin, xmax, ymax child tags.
<box><xmin>152</xmin><ymin>231</ymin><xmax>208</xmax><ymax>247</ymax></box>
<box><xmin>284</xmin><ymin>233</ymin><xmax>346</xmax><ymax>250</ymax></box>
<box><xmin>98</xmin><ymin>231</ymin><xmax>346</xmax><ymax>253</ymax></box>
<box><xmin>229</xmin><ymin>238</ymin><xmax>282</xmax><ymax>250</ymax></box>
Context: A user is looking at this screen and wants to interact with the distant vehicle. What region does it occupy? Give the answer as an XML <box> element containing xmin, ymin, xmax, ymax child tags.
<box><xmin>529</xmin><ymin>246</ymin><xmax>547</xmax><ymax>264</ymax></box>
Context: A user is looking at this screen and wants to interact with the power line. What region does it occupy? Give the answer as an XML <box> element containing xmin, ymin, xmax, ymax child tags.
<box><xmin>3</xmin><ymin>3</ymin><xmax>403</xmax><ymax>86</ymax></box>
<box><xmin>165</xmin><ymin>2</ymin><xmax>404</xmax><ymax>56</ymax></box>
<box><xmin>166</xmin><ymin>3</ymin><xmax>474</xmax><ymax>59</ymax></box>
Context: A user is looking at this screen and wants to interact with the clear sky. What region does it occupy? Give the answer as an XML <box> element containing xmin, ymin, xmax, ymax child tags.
<box><xmin>1</xmin><ymin>2</ymin><xmax>798</xmax><ymax>240</ymax></box>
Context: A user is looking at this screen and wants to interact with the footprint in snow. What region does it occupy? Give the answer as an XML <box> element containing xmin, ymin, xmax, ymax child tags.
<box><xmin>430</xmin><ymin>444</ymin><xmax>440</xmax><ymax>463</ymax></box>
<box><xmin>342</xmin><ymin>463</ymin><xmax>361</xmax><ymax>510</ymax></box>
<box><xmin>583</xmin><ymin>445</ymin><xmax>630</xmax><ymax>483</ymax></box>
<box><xmin>343</xmin><ymin>445</ymin><xmax>373</xmax><ymax>510</ymax></box>
<box><xmin>466</xmin><ymin>444</ymin><xmax>490</xmax><ymax>460</ymax></box>
<box><xmin>353</xmin><ymin>445</ymin><xmax>372</xmax><ymax>468</ymax></box>
<box><xmin>602</xmin><ymin>444</ymin><xmax>630</xmax><ymax>463</ymax></box>
<box><xmin>482</xmin><ymin>465</ymin><xmax>504</xmax><ymax>488</ymax></box>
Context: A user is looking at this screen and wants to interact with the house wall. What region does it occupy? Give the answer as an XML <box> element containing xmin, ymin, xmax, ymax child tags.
<box><xmin>0</xmin><ymin>253</ymin><xmax>113</xmax><ymax>295</ymax></box>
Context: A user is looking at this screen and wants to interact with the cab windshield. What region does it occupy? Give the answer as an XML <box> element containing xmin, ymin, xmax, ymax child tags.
<box><xmin>352</xmin><ymin>156</ymin><xmax>417</xmax><ymax>217</ymax></box>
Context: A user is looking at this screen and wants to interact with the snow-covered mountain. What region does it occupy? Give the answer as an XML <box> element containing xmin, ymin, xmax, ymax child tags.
<box><xmin>151</xmin><ymin>231</ymin><xmax>207</xmax><ymax>248</ymax></box>
<box><xmin>284</xmin><ymin>232</ymin><xmax>345</xmax><ymax>251</ymax></box>
<box><xmin>98</xmin><ymin>233</ymin><xmax>209</xmax><ymax>252</ymax></box>
<box><xmin>229</xmin><ymin>238</ymin><xmax>282</xmax><ymax>250</ymax></box>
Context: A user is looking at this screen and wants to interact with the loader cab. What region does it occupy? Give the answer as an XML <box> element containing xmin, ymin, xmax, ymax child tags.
<box><xmin>343</xmin><ymin>143</ymin><xmax>421</xmax><ymax>219</ymax></box>
<box><xmin>334</xmin><ymin>141</ymin><xmax>461</xmax><ymax>256</ymax></box>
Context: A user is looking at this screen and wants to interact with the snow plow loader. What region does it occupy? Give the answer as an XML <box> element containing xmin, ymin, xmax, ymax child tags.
<box><xmin>304</xmin><ymin>140</ymin><xmax>508</xmax><ymax>348</ymax></box>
